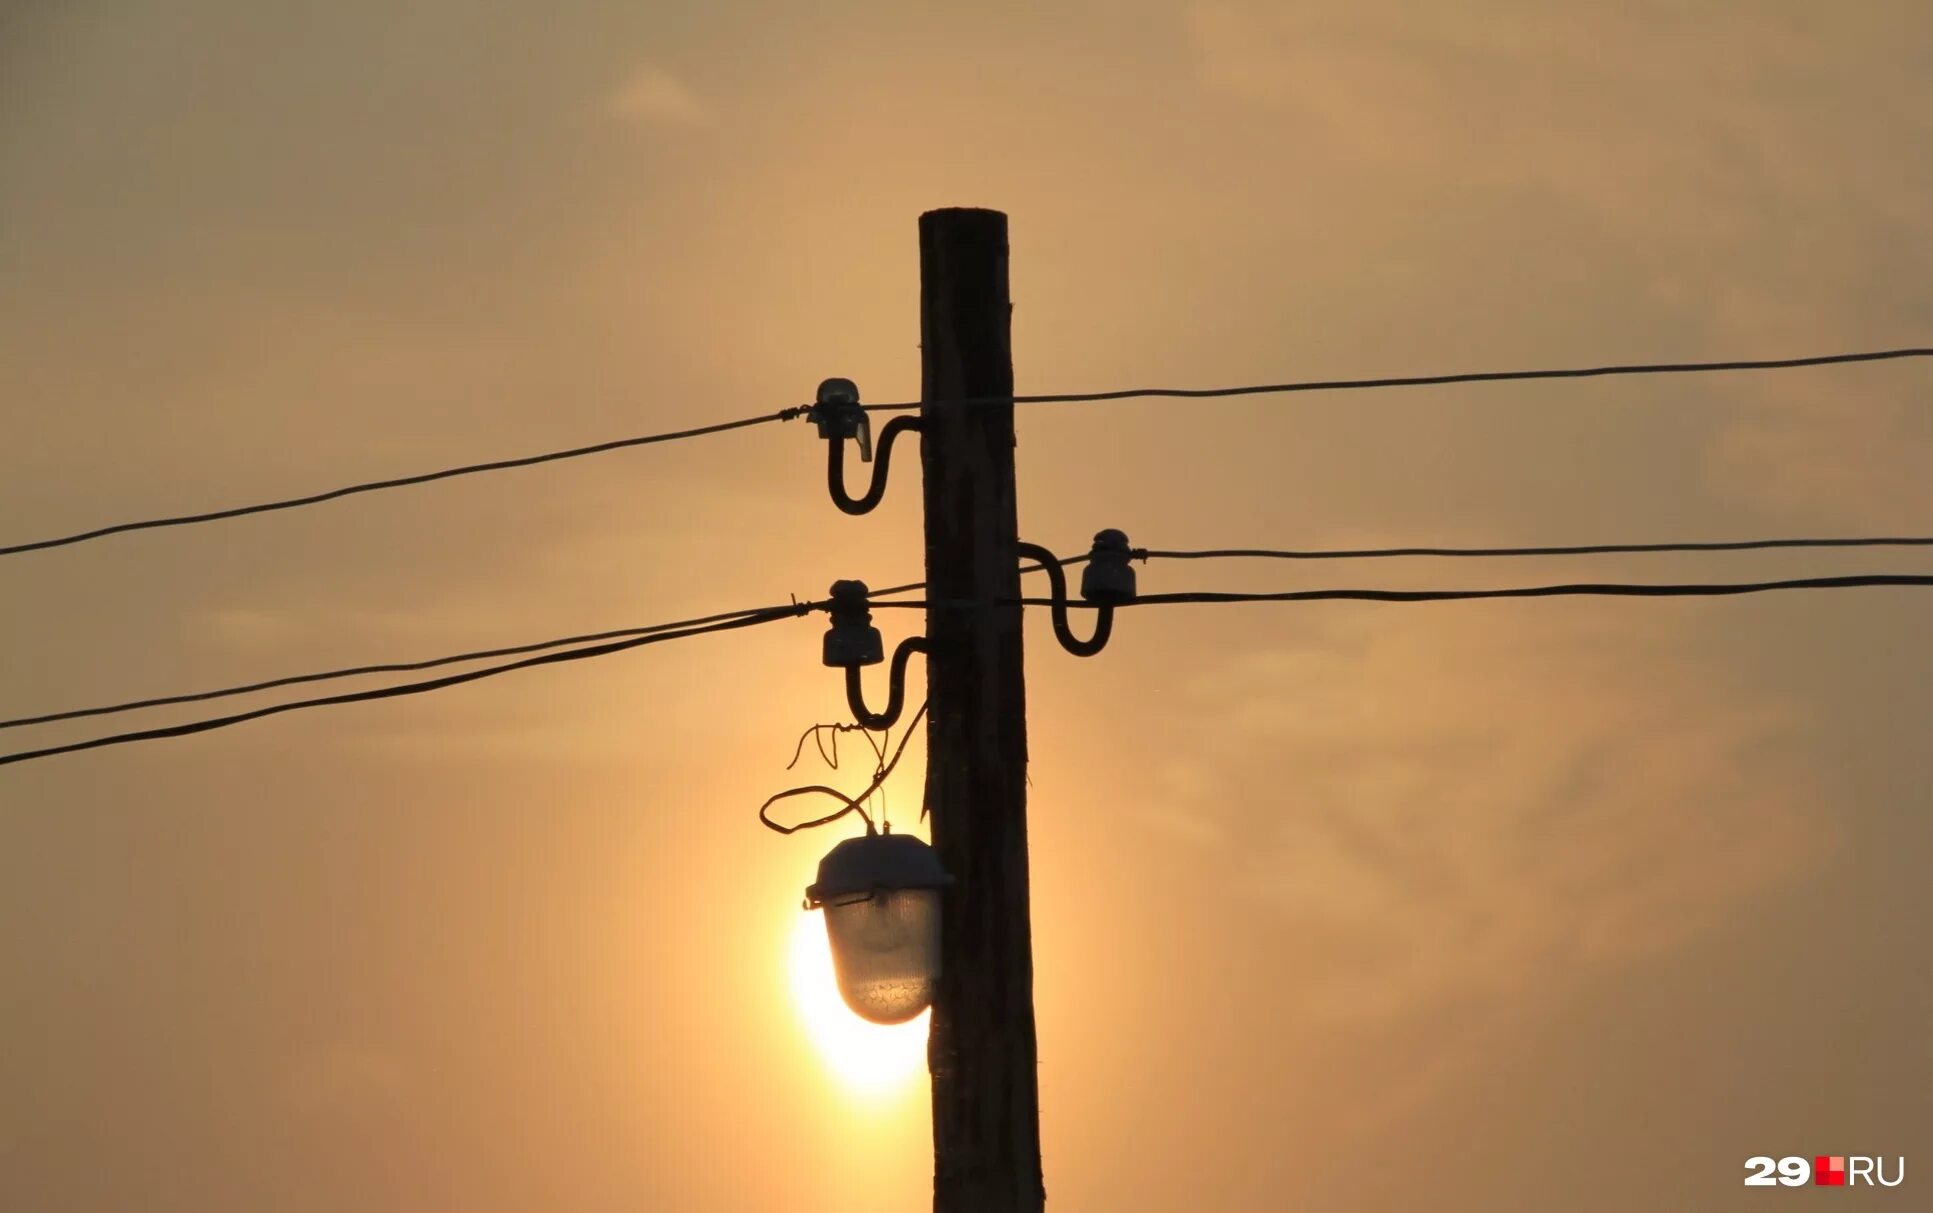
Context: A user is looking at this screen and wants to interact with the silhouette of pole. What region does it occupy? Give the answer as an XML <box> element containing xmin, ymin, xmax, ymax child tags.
<box><xmin>918</xmin><ymin>207</ymin><xmax>1045</xmax><ymax>1212</ymax></box>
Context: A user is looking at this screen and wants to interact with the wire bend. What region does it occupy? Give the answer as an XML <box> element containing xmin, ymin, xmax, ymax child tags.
<box><xmin>1016</xmin><ymin>541</ymin><xmax>1114</xmax><ymax>657</ymax></box>
<box><xmin>846</xmin><ymin>636</ymin><xmax>928</xmax><ymax>728</ymax></box>
<box><xmin>759</xmin><ymin>701</ymin><xmax>928</xmax><ymax>836</ymax></box>
<box><xmin>759</xmin><ymin>784</ymin><xmax>874</xmax><ymax>835</ymax></box>
<box><xmin>828</xmin><ymin>417</ymin><xmax>923</xmax><ymax>515</ymax></box>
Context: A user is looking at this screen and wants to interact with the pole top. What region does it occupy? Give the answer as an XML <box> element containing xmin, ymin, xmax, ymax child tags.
<box><xmin>920</xmin><ymin>206</ymin><xmax>1008</xmax><ymax>222</ymax></box>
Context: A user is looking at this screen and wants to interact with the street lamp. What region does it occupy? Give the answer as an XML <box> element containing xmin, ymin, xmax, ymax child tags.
<box><xmin>804</xmin><ymin>827</ymin><xmax>952</xmax><ymax>1024</ymax></box>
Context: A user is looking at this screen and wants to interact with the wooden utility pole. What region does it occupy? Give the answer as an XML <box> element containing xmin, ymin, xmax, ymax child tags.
<box><xmin>918</xmin><ymin>208</ymin><xmax>1045</xmax><ymax>1212</ymax></box>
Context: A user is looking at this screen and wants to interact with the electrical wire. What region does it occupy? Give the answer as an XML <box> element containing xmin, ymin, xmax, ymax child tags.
<box><xmin>862</xmin><ymin>536</ymin><xmax>1933</xmax><ymax>599</ymax></box>
<box><xmin>7</xmin><ymin>346</ymin><xmax>1926</xmax><ymax>561</ymax></box>
<box><xmin>0</xmin><ymin>408</ymin><xmax>807</xmax><ymax>559</ymax></box>
<box><xmin>0</xmin><ymin>605</ymin><xmax>794</xmax><ymax>732</ymax></box>
<box><xmin>759</xmin><ymin>702</ymin><xmax>928</xmax><ymax>836</ymax></box>
<box><xmin>786</xmin><ymin>721</ymin><xmax>866</xmax><ymax>771</ymax></box>
<box><xmin>13</xmin><ymin>538</ymin><xmax>1928</xmax><ymax>735</ymax></box>
<box><xmin>7</xmin><ymin>571</ymin><xmax>1931</xmax><ymax>770</ymax></box>
<box><xmin>859</xmin><ymin>346</ymin><xmax>1933</xmax><ymax>412</ymax></box>
<box><xmin>861</xmin><ymin>573</ymin><xmax>1933</xmax><ymax>611</ymax></box>
<box><xmin>0</xmin><ymin>556</ymin><xmax>1051</xmax><ymax>735</ymax></box>
<box><xmin>1143</xmin><ymin>536</ymin><xmax>1933</xmax><ymax>561</ymax></box>
<box><xmin>864</xmin><ymin>553</ymin><xmax>1098</xmax><ymax>600</ymax></box>
<box><xmin>6</xmin><ymin>564</ymin><xmax>1072</xmax><ymax>733</ymax></box>
<box><xmin>0</xmin><ymin>605</ymin><xmax>809</xmax><ymax>769</ymax></box>
<box><xmin>1119</xmin><ymin>574</ymin><xmax>1933</xmax><ymax>604</ymax></box>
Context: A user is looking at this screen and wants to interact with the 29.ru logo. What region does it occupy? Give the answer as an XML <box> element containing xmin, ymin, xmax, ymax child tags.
<box><xmin>1744</xmin><ymin>1156</ymin><xmax>1905</xmax><ymax>1187</ymax></box>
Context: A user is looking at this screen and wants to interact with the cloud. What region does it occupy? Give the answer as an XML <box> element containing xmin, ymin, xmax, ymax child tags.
<box><xmin>1155</xmin><ymin>603</ymin><xmax>1828</xmax><ymax>1025</ymax></box>
<box><xmin>1703</xmin><ymin>368</ymin><xmax>1933</xmax><ymax>528</ymax></box>
<box><xmin>1185</xmin><ymin>2</ymin><xmax>1930</xmax><ymax>241</ymax></box>
<box><xmin>1184</xmin><ymin>0</ymin><xmax>1933</xmax><ymax>542</ymax></box>
<box><xmin>1130</xmin><ymin>600</ymin><xmax>1839</xmax><ymax>1145</ymax></box>
<box><xmin>198</xmin><ymin>607</ymin><xmax>303</xmax><ymax>649</ymax></box>
<box><xmin>609</xmin><ymin>65</ymin><xmax>711</xmax><ymax>127</ymax></box>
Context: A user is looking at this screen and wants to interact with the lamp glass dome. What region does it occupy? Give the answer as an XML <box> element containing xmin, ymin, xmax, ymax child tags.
<box><xmin>822</xmin><ymin>888</ymin><xmax>940</xmax><ymax>1024</ymax></box>
<box><xmin>804</xmin><ymin>830</ymin><xmax>949</xmax><ymax>1025</ymax></box>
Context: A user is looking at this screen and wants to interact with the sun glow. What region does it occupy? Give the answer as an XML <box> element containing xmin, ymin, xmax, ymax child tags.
<box><xmin>788</xmin><ymin>910</ymin><xmax>929</xmax><ymax>1096</ymax></box>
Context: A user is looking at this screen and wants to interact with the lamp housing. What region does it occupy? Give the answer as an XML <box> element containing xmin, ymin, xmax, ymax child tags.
<box><xmin>804</xmin><ymin>829</ymin><xmax>951</xmax><ymax>1024</ymax></box>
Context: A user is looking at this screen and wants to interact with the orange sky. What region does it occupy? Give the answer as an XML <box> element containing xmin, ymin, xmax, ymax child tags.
<box><xmin>2</xmin><ymin>3</ymin><xmax>1929</xmax><ymax>1210</ymax></box>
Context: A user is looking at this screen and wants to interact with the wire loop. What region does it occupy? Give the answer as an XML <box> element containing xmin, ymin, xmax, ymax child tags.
<box><xmin>759</xmin><ymin>784</ymin><xmax>875</xmax><ymax>835</ymax></box>
<box><xmin>759</xmin><ymin>702</ymin><xmax>929</xmax><ymax>835</ymax></box>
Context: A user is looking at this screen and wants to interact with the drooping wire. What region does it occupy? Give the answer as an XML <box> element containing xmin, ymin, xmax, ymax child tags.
<box><xmin>759</xmin><ymin>701</ymin><xmax>929</xmax><ymax>836</ymax></box>
<box><xmin>858</xmin><ymin>346</ymin><xmax>1933</xmax><ymax>413</ymax></box>
<box><xmin>861</xmin><ymin>722</ymin><xmax>892</xmax><ymax>830</ymax></box>
<box><xmin>778</xmin><ymin>718</ymin><xmax>896</xmax><ymax>828</ymax></box>
<box><xmin>782</xmin><ymin>724</ymin><xmax>864</xmax><ymax>826</ymax></box>
<box><xmin>0</xmin><ymin>407</ymin><xmax>809</xmax><ymax>559</ymax></box>
<box><xmin>0</xmin><ymin>605</ymin><xmax>810</xmax><ymax>769</ymax></box>
<box><xmin>786</xmin><ymin>721</ymin><xmax>866</xmax><ymax>772</ymax></box>
<box><xmin>0</xmin><ymin>605</ymin><xmax>795</xmax><ymax>732</ymax></box>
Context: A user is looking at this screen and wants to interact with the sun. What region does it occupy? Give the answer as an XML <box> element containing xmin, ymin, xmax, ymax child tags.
<box><xmin>788</xmin><ymin>910</ymin><xmax>929</xmax><ymax>1096</ymax></box>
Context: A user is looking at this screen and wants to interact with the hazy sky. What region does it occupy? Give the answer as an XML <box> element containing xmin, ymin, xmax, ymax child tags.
<box><xmin>3</xmin><ymin>3</ymin><xmax>1929</xmax><ymax>1210</ymax></box>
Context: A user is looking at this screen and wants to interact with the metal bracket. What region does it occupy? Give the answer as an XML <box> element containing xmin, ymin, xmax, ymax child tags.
<box><xmin>1018</xmin><ymin>530</ymin><xmax>1136</xmax><ymax>657</ymax></box>
<box><xmin>810</xmin><ymin>378</ymin><xmax>923</xmax><ymax>515</ymax></box>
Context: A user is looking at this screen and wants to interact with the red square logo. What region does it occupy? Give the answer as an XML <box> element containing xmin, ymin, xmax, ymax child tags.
<box><xmin>1816</xmin><ymin>1156</ymin><xmax>1846</xmax><ymax>1186</ymax></box>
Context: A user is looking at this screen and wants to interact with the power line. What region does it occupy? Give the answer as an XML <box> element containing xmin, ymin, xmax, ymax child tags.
<box><xmin>0</xmin><ymin>604</ymin><xmax>793</xmax><ymax>732</ymax></box>
<box><xmin>15</xmin><ymin>541</ymin><xmax>1928</xmax><ymax>733</ymax></box>
<box><xmin>1118</xmin><ymin>573</ymin><xmax>1933</xmax><ymax>603</ymax></box>
<box><xmin>0</xmin><ymin>408</ymin><xmax>807</xmax><ymax>559</ymax></box>
<box><xmin>1143</xmin><ymin>536</ymin><xmax>1933</xmax><ymax>561</ymax></box>
<box><xmin>10</xmin><ymin>571</ymin><xmax>1932</xmax><ymax>771</ymax></box>
<box><xmin>862</xmin><ymin>573</ymin><xmax>1933</xmax><ymax>610</ymax></box>
<box><xmin>865</xmin><ymin>538</ymin><xmax>1933</xmax><ymax>600</ymax></box>
<box><xmin>866</xmin><ymin>554</ymin><xmax>1094</xmax><ymax>600</ymax></box>
<box><xmin>0</xmin><ymin>562</ymin><xmax>1076</xmax><ymax>734</ymax></box>
<box><xmin>0</xmin><ymin>605</ymin><xmax>808</xmax><ymax>769</ymax></box>
<box><xmin>6</xmin><ymin>346</ymin><xmax>1926</xmax><ymax>561</ymax></box>
<box><xmin>860</xmin><ymin>346</ymin><xmax>1933</xmax><ymax>412</ymax></box>
<box><xmin>0</xmin><ymin>561</ymin><xmax>1080</xmax><ymax>731</ymax></box>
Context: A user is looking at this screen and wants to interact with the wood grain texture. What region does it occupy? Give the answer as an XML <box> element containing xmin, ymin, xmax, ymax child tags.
<box><xmin>918</xmin><ymin>207</ymin><xmax>1045</xmax><ymax>1213</ymax></box>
